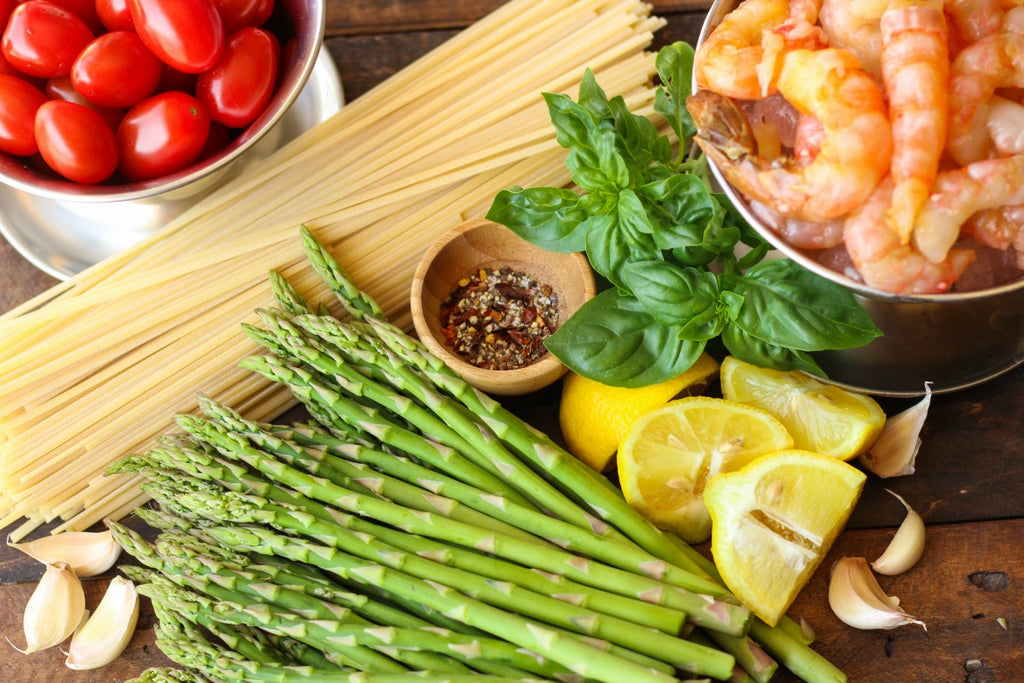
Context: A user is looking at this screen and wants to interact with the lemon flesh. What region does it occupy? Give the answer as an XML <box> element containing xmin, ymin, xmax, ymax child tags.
<box><xmin>617</xmin><ymin>396</ymin><xmax>793</xmax><ymax>543</ymax></box>
<box><xmin>558</xmin><ymin>353</ymin><xmax>719</xmax><ymax>472</ymax></box>
<box><xmin>705</xmin><ymin>449</ymin><xmax>866</xmax><ymax>626</ymax></box>
<box><xmin>720</xmin><ymin>355</ymin><xmax>885</xmax><ymax>460</ymax></box>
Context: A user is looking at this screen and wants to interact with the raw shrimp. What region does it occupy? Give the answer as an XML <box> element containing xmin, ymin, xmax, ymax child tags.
<box><xmin>694</xmin><ymin>0</ymin><xmax>825</xmax><ymax>100</ymax></box>
<box><xmin>913</xmin><ymin>154</ymin><xmax>1024</xmax><ymax>263</ymax></box>
<box><xmin>962</xmin><ymin>204</ymin><xmax>1024</xmax><ymax>268</ymax></box>
<box><xmin>688</xmin><ymin>48</ymin><xmax>891</xmax><ymax>223</ymax></box>
<box><xmin>818</xmin><ymin>0</ymin><xmax>886</xmax><ymax>76</ymax></box>
<box><xmin>947</xmin><ymin>31</ymin><xmax>1024</xmax><ymax>165</ymax></box>
<box><xmin>880</xmin><ymin>1</ymin><xmax>949</xmax><ymax>243</ymax></box>
<box><xmin>845</xmin><ymin>180</ymin><xmax>976</xmax><ymax>294</ymax></box>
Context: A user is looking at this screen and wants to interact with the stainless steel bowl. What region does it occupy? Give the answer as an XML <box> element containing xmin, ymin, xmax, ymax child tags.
<box><xmin>0</xmin><ymin>0</ymin><xmax>326</xmax><ymax>209</ymax></box>
<box><xmin>696</xmin><ymin>0</ymin><xmax>1024</xmax><ymax>396</ymax></box>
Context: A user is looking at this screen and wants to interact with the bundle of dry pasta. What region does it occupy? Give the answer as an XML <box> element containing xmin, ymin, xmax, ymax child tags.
<box><xmin>0</xmin><ymin>0</ymin><xmax>666</xmax><ymax>539</ymax></box>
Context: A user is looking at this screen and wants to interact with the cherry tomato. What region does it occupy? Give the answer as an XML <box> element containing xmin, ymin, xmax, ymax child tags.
<box><xmin>95</xmin><ymin>0</ymin><xmax>134</xmax><ymax>31</ymax></box>
<box><xmin>0</xmin><ymin>74</ymin><xmax>48</xmax><ymax>155</ymax></box>
<box><xmin>35</xmin><ymin>99</ymin><xmax>119</xmax><ymax>183</ymax></box>
<box><xmin>196</xmin><ymin>27</ymin><xmax>278</xmax><ymax>128</ymax></box>
<box><xmin>72</xmin><ymin>31</ymin><xmax>162</xmax><ymax>108</ymax></box>
<box><xmin>1</xmin><ymin>1</ymin><xmax>95</xmax><ymax>79</ymax></box>
<box><xmin>117</xmin><ymin>91</ymin><xmax>209</xmax><ymax>180</ymax></box>
<box><xmin>46</xmin><ymin>0</ymin><xmax>103</xmax><ymax>32</ymax></box>
<box><xmin>46</xmin><ymin>76</ymin><xmax>123</xmax><ymax>130</ymax></box>
<box><xmin>0</xmin><ymin>0</ymin><xmax>18</xmax><ymax>28</ymax></box>
<box><xmin>126</xmin><ymin>0</ymin><xmax>224</xmax><ymax>73</ymax></box>
<box><xmin>212</xmin><ymin>0</ymin><xmax>272</xmax><ymax>34</ymax></box>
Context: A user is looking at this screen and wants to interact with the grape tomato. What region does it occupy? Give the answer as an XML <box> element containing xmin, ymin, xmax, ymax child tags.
<box><xmin>46</xmin><ymin>76</ymin><xmax>124</xmax><ymax>129</ymax></box>
<box><xmin>0</xmin><ymin>74</ymin><xmax>48</xmax><ymax>155</ymax></box>
<box><xmin>212</xmin><ymin>0</ymin><xmax>273</xmax><ymax>35</ymax></box>
<box><xmin>95</xmin><ymin>0</ymin><xmax>134</xmax><ymax>31</ymax></box>
<box><xmin>2</xmin><ymin>1</ymin><xmax>95</xmax><ymax>79</ymax></box>
<box><xmin>35</xmin><ymin>99</ymin><xmax>118</xmax><ymax>183</ymax></box>
<box><xmin>196</xmin><ymin>26</ymin><xmax>278</xmax><ymax>128</ymax></box>
<box><xmin>127</xmin><ymin>0</ymin><xmax>224</xmax><ymax>73</ymax></box>
<box><xmin>117</xmin><ymin>90</ymin><xmax>210</xmax><ymax>181</ymax></box>
<box><xmin>71</xmin><ymin>31</ymin><xmax>162</xmax><ymax>108</ymax></box>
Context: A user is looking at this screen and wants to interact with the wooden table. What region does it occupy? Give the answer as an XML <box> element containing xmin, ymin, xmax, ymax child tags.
<box><xmin>1</xmin><ymin>2</ymin><xmax>1022</xmax><ymax>681</ymax></box>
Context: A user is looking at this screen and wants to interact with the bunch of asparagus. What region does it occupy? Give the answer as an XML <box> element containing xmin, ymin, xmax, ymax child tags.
<box><xmin>110</xmin><ymin>227</ymin><xmax>846</xmax><ymax>683</ymax></box>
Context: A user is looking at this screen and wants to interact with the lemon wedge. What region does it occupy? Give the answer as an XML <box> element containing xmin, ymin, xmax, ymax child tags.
<box><xmin>617</xmin><ymin>396</ymin><xmax>793</xmax><ymax>543</ymax></box>
<box><xmin>705</xmin><ymin>449</ymin><xmax>866</xmax><ymax>626</ymax></box>
<box><xmin>720</xmin><ymin>356</ymin><xmax>885</xmax><ymax>460</ymax></box>
<box><xmin>558</xmin><ymin>353</ymin><xmax>719</xmax><ymax>472</ymax></box>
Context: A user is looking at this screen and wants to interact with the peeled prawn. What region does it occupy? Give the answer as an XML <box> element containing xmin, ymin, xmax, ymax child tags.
<box><xmin>947</xmin><ymin>31</ymin><xmax>1024</xmax><ymax>165</ymax></box>
<box><xmin>694</xmin><ymin>0</ymin><xmax>825</xmax><ymax>100</ymax></box>
<box><xmin>962</xmin><ymin>204</ymin><xmax>1024</xmax><ymax>269</ymax></box>
<box><xmin>688</xmin><ymin>48</ymin><xmax>891</xmax><ymax>223</ymax></box>
<box><xmin>880</xmin><ymin>1</ymin><xmax>949</xmax><ymax>243</ymax></box>
<box><xmin>913</xmin><ymin>154</ymin><xmax>1024</xmax><ymax>263</ymax></box>
<box><xmin>845</xmin><ymin>180</ymin><xmax>976</xmax><ymax>294</ymax></box>
<box><xmin>818</xmin><ymin>0</ymin><xmax>886</xmax><ymax>76</ymax></box>
<box><xmin>946</xmin><ymin>0</ymin><xmax>1005</xmax><ymax>44</ymax></box>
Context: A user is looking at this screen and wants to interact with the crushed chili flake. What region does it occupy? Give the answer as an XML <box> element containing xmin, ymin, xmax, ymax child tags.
<box><xmin>439</xmin><ymin>267</ymin><xmax>560</xmax><ymax>370</ymax></box>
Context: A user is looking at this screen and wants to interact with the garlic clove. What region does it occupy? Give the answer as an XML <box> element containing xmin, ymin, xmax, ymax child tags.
<box><xmin>859</xmin><ymin>384</ymin><xmax>931</xmax><ymax>478</ymax></box>
<box><xmin>19</xmin><ymin>561</ymin><xmax>87</xmax><ymax>654</ymax></box>
<box><xmin>8</xmin><ymin>530</ymin><xmax>121</xmax><ymax>577</ymax></box>
<box><xmin>65</xmin><ymin>576</ymin><xmax>139</xmax><ymax>670</ymax></box>
<box><xmin>872</xmin><ymin>489</ymin><xmax>926</xmax><ymax>576</ymax></box>
<box><xmin>828</xmin><ymin>556</ymin><xmax>926</xmax><ymax>631</ymax></box>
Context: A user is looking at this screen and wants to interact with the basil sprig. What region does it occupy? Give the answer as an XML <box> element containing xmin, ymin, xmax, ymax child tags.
<box><xmin>486</xmin><ymin>42</ymin><xmax>881</xmax><ymax>388</ymax></box>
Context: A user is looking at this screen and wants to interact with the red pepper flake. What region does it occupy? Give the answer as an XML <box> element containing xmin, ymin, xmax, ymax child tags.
<box><xmin>439</xmin><ymin>267</ymin><xmax>560</xmax><ymax>370</ymax></box>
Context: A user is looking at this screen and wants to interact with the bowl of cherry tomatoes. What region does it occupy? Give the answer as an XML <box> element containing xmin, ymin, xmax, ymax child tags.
<box><xmin>0</xmin><ymin>0</ymin><xmax>325</xmax><ymax>201</ymax></box>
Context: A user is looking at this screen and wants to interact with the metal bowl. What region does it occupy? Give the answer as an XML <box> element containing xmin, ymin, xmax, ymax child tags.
<box><xmin>696</xmin><ymin>0</ymin><xmax>1024</xmax><ymax>396</ymax></box>
<box><xmin>0</xmin><ymin>0</ymin><xmax>326</xmax><ymax>232</ymax></box>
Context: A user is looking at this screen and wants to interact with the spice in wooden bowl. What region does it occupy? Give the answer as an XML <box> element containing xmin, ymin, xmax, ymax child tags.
<box><xmin>410</xmin><ymin>218</ymin><xmax>596</xmax><ymax>396</ymax></box>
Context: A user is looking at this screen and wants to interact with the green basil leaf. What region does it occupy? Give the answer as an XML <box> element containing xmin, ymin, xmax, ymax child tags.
<box><xmin>486</xmin><ymin>187</ymin><xmax>589</xmax><ymax>253</ymax></box>
<box><xmin>576</xmin><ymin>68</ymin><xmax>614</xmax><ymax>123</ymax></box>
<box><xmin>618</xmin><ymin>188</ymin><xmax>653</xmax><ymax>236</ymax></box>
<box><xmin>654</xmin><ymin>42</ymin><xmax>696</xmax><ymax>146</ymax></box>
<box><xmin>584</xmin><ymin>213</ymin><xmax>660</xmax><ymax>289</ymax></box>
<box><xmin>545</xmin><ymin>289</ymin><xmax>706</xmax><ymax>387</ymax></box>
<box><xmin>621</xmin><ymin>260</ymin><xmax>719</xmax><ymax>327</ymax></box>
<box><xmin>545</xmin><ymin>92</ymin><xmax>629</xmax><ymax>193</ymax></box>
<box><xmin>721</xmin><ymin>324</ymin><xmax>826</xmax><ymax>376</ymax></box>
<box><xmin>609</xmin><ymin>94</ymin><xmax>672</xmax><ymax>168</ymax></box>
<box><xmin>726</xmin><ymin>260</ymin><xmax>883</xmax><ymax>351</ymax></box>
<box><xmin>638</xmin><ymin>174</ymin><xmax>735</xmax><ymax>255</ymax></box>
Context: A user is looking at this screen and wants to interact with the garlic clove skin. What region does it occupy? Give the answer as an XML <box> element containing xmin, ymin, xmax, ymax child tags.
<box><xmin>872</xmin><ymin>489</ymin><xmax>926</xmax><ymax>576</ymax></box>
<box><xmin>20</xmin><ymin>561</ymin><xmax>87</xmax><ymax>654</ymax></box>
<box><xmin>65</xmin><ymin>576</ymin><xmax>139</xmax><ymax>670</ymax></box>
<box><xmin>859</xmin><ymin>384</ymin><xmax>931</xmax><ymax>478</ymax></box>
<box><xmin>828</xmin><ymin>556</ymin><xmax>926</xmax><ymax>631</ymax></box>
<box><xmin>8</xmin><ymin>530</ymin><xmax>121</xmax><ymax>577</ymax></box>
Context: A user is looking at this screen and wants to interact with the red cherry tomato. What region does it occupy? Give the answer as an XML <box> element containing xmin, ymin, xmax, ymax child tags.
<box><xmin>196</xmin><ymin>27</ymin><xmax>278</xmax><ymax>128</ymax></box>
<box><xmin>71</xmin><ymin>31</ymin><xmax>162</xmax><ymax>108</ymax></box>
<box><xmin>46</xmin><ymin>76</ymin><xmax>123</xmax><ymax>130</ymax></box>
<box><xmin>0</xmin><ymin>0</ymin><xmax>18</xmax><ymax>28</ymax></box>
<box><xmin>0</xmin><ymin>74</ymin><xmax>48</xmax><ymax>155</ymax></box>
<box><xmin>46</xmin><ymin>0</ymin><xmax>103</xmax><ymax>32</ymax></box>
<box><xmin>95</xmin><ymin>0</ymin><xmax>134</xmax><ymax>31</ymax></box>
<box><xmin>1</xmin><ymin>1</ymin><xmax>95</xmax><ymax>79</ymax></box>
<box><xmin>117</xmin><ymin>91</ymin><xmax>209</xmax><ymax>181</ymax></box>
<box><xmin>35</xmin><ymin>99</ymin><xmax>119</xmax><ymax>183</ymax></box>
<box><xmin>212</xmin><ymin>0</ymin><xmax>272</xmax><ymax>34</ymax></box>
<box><xmin>126</xmin><ymin>0</ymin><xmax>224</xmax><ymax>74</ymax></box>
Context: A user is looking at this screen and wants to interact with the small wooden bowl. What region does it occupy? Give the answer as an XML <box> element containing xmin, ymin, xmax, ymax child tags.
<box><xmin>410</xmin><ymin>218</ymin><xmax>596</xmax><ymax>396</ymax></box>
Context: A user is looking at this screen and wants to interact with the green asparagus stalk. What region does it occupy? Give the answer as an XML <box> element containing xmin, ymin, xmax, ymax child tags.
<box><xmin>172</xmin><ymin>484</ymin><xmax>741</xmax><ymax>678</ymax></box>
<box><xmin>176</xmin><ymin>406</ymin><xmax>733</xmax><ymax>605</ymax></box>
<box><xmin>202</xmin><ymin>523</ymin><xmax>693</xmax><ymax>683</ymax></box>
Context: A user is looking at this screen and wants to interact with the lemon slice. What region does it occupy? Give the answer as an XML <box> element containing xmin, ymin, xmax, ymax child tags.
<box><xmin>558</xmin><ymin>353</ymin><xmax>720</xmax><ymax>472</ymax></box>
<box><xmin>705</xmin><ymin>449</ymin><xmax>866</xmax><ymax>626</ymax></box>
<box><xmin>720</xmin><ymin>355</ymin><xmax>885</xmax><ymax>460</ymax></box>
<box><xmin>617</xmin><ymin>396</ymin><xmax>794</xmax><ymax>543</ymax></box>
